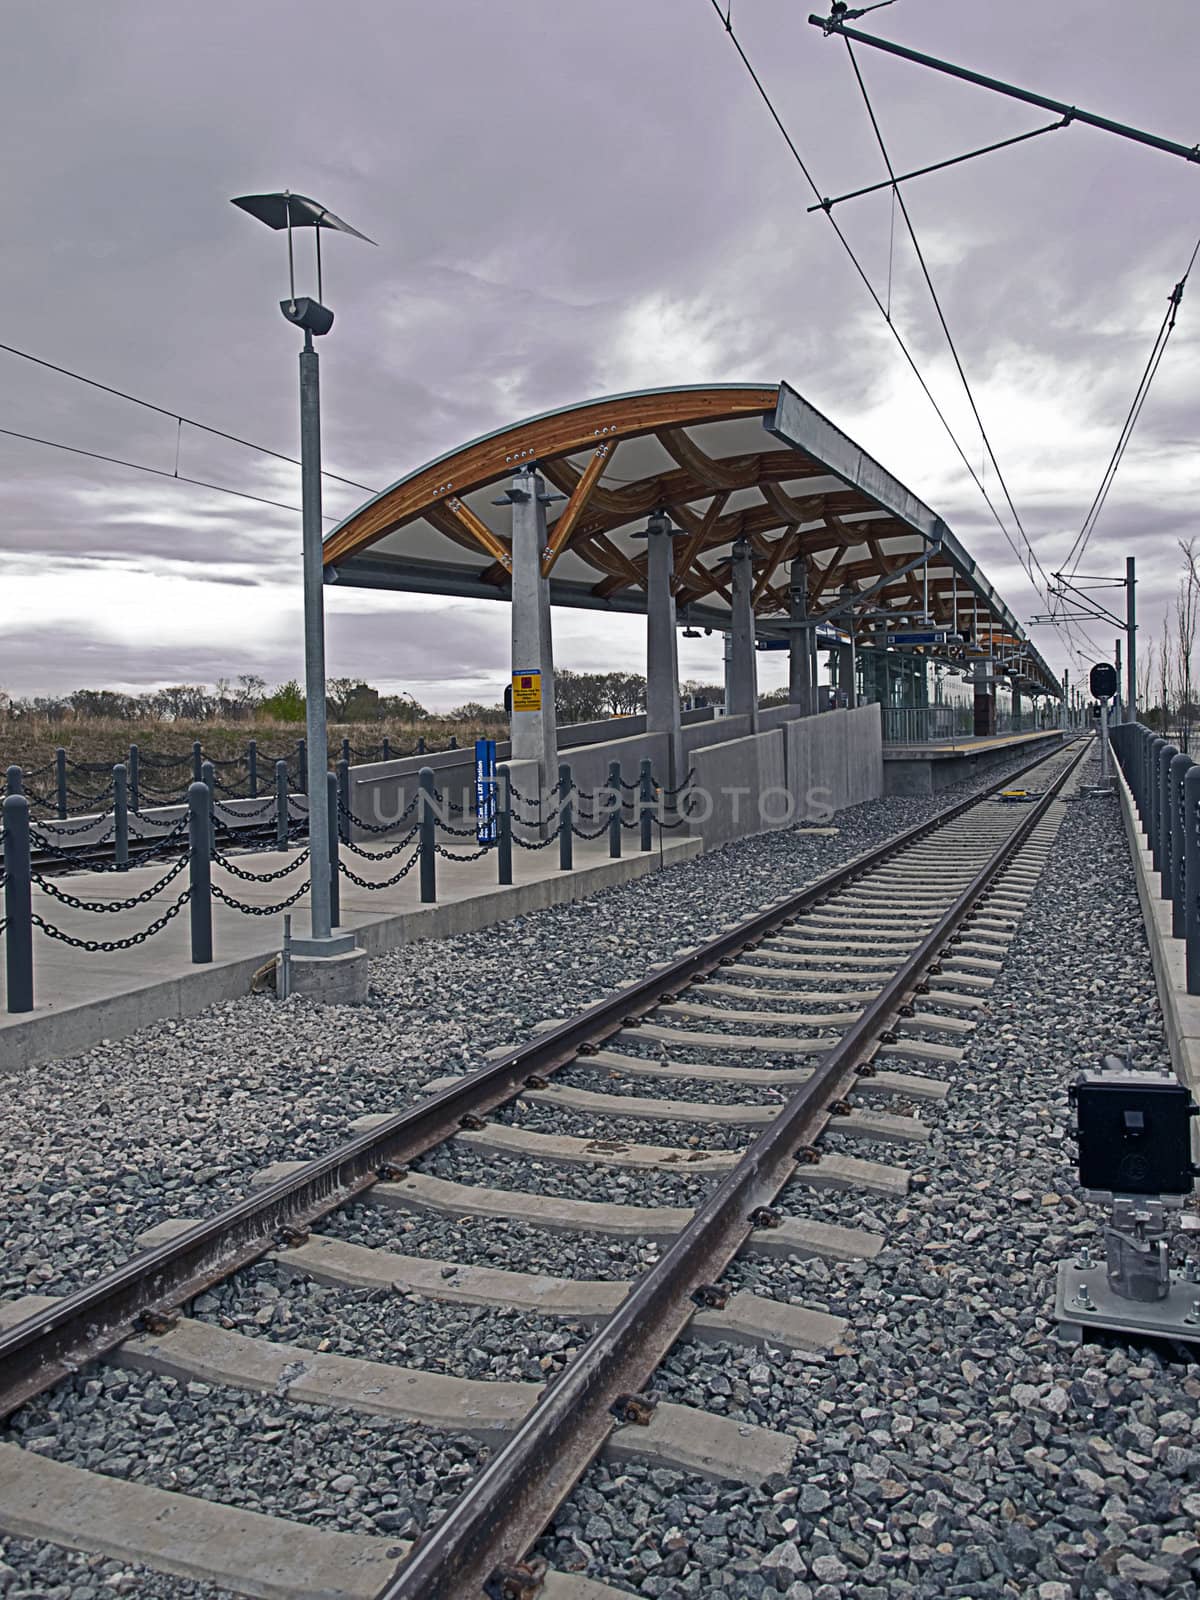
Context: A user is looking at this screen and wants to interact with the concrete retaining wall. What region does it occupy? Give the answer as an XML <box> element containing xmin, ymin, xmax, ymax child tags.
<box><xmin>687</xmin><ymin>730</ymin><xmax>789</xmax><ymax>849</ymax></box>
<box><xmin>783</xmin><ymin>704</ymin><xmax>883</xmax><ymax>821</ymax></box>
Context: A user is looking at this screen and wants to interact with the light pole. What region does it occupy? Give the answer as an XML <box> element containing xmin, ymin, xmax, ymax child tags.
<box><xmin>232</xmin><ymin>191</ymin><xmax>373</xmax><ymax>955</ymax></box>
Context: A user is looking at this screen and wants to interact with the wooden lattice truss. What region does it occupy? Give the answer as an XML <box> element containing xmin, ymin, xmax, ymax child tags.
<box><xmin>324</xmin><ymin>386</ymin><xmax>1056</xmax><ymax>692</ymax></box>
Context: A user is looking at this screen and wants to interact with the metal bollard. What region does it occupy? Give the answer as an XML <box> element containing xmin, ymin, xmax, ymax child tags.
<box><xmin>1156</xmin><ymin>744</ymin><xmax>1178</xmax><ymax>882</ymax></box>
<box><xmin>113</xmin><ymin>764</ymin><xmax>129</xmax><ymax>870</ymax></box>
<box><xmin>128</xmin><ymin>743</ymin><xmax>140</xmax><ymax>813</ymax></box>
<box><xmin>341</xmin><ymin>736</ymin><xmax>351</xmax><ymax>768</ymax></box>
<box><xmin>188</xmin><ymin>781</ymin><xmax>212</xmax><ymax>964</ymax></box>
<box><xmin>3</xmin><ymin>793</ymin><xmax>33</xmax><ymax>1013</ymax></box>
<box><xmin>449</xmin><ymin>735</ymin><xmax>458</xmax><ymax>750</ymax></box>
<box><xmin>417</xmin><ymin>736</ymin><xmax>426</xmax><ymax>756</ymax></box>
<box><xmin>382</xmin><ymin>737</ymin><xmax>391</xmax><ymax>763</ymax></box>
<box><xmin>497</xmin><ymin>769</ymin><xmax>513</xmax><ymax>886</ymax></box>
<box><xmin>558</xmin><ymin>763</ymin><xmax>573</xmax><ymax>872</ymax></box>
<box><xmin>247</xmin><ymin>739</ymin><xmax>258</xmax><ymax>799</ymax></box>
<box><xmin>1171</xmin><ymin>753</ymin><xmax>1193</xmax><ymax>938</ymax></box>
<box><xmin>1148</xmin><ymin>736</ymin><xmax>1165</xmax><ymax>840</ymax></box>
<box><xmin>327</xmin><ymin>771</ymin><xmax>341</xmax><ymax>928</ymax></box>
<box><xmin>192</xmin><ymin>741</ymin><xmax>203</xmax><ymax>784</ymax></box>
<box><xmin>296</xmin><ymin>739</ymin><xmax>307</xmax><ymax>794</ymax></box>
<box><xmin>275</xmin><ymin>760</ymin><xmax>289</xmax><ymax>850</ymax></box>
<box><xmin>419</xmin><ymin>767</ymin><xmax>436</xmax><ymax>903</ymax></box>
<box><xmin>639</xmin><ymin>758</ymin><xmax>653</xmax><ymax>852</ymax></box>
<box><xmin>337</xmin><ymin>758</ymin><xmax>350</xmax><ymax>843</ymax></box>
<box><xmin>203</xmin><ymin>764</ymin><xmax>217</xmax><ymax>857</ymax></box>
<box><xmin>55</xmin><ymin>748</ymin><xmax>67</xmax><ymax>820</ymax></box>
<box><xmin>608</xmin><ymin>761</ymin><xmax>622</xmax><ymax>859</ymax></box>
<box><xmin>1186</xmin><ymin>765</ymin><xmax>1200</xmax><ymax>996</ymax></box>
<box><xmin>5</xmin><ymin>765</ymin><xmax>21</xmax><ymax>795</ymax></box>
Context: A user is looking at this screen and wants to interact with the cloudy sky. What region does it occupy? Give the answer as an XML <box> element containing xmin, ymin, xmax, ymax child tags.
<box><xmin>2</xmin><ymin>0</ymin><xmax>1196</xmax><ymax>710</ymax></box>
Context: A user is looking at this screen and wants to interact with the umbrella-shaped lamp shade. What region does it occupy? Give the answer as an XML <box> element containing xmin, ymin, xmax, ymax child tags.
<box><xmin>230</xmin><ymin>192</ymin><xmax>375</xmax><ymax>242</ymax></box>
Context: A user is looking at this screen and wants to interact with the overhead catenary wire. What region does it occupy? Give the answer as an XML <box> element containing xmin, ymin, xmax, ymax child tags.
<box><xmin>0</xmin><ymin>424</ymin><xmax>334</xmax><ymax>521</ymax></box>
<box><xmin>703</xmin><ymin>0</ymin><xmax>1053</xmax><ymax>621</ymax></box>
<box><xmin>1059</xmin><ymin>232</ymin><xmax>1200</xmax><ymax>581</ymax></box>
<box><xmin>0</xmin><ymin>338</ymin><xmax>378</xmax><ymax>495</ymax></box>
<box><xmin>842</xmin><ymin>37</ymin><xmax>1053</xmax><ymax>600</ymax></box>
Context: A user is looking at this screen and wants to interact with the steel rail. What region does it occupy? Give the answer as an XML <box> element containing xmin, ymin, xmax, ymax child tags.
<box><xmin>379</xmin><ymin>736</ymin><xmax>1090</xmax><ymax>1598</ymax></box>
<box><xmin>0</xmin><ymin>733</ymin><xmax>1073</xmax><ymax>1419</ymax></box>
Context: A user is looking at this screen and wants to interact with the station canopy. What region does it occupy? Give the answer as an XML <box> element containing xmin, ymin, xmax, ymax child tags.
<box><xmin>324</xmin><ymin>381</ymin><xmax>1060</xmax><ymax>696</ymax></box>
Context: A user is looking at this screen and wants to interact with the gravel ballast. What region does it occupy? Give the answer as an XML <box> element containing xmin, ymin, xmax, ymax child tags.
<box><xmin>534</xmin><ymin>755</ymin><xmax>1200</xmax><ymax>1599</ymax></box>
<box><xmin>1</xmin><ymin>750</ymin><xmax>1052</xmax><ymax>1298</ymax></box>
<box><xmin>10</xmin><ymin>739</ymin><xmax>1181</xmax><ymax>1600</ymax></box>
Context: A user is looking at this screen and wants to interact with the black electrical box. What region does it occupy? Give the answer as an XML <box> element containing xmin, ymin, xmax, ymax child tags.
<box><xmin>1090</xmin><ymin>662</ymin><xmax>1119</xmax><ymax>698</ymax></box>
<box><xmin>1070</xmin><ymin>1068</ymin><xmax>1197</xmax><ymax>1195</ymax></box>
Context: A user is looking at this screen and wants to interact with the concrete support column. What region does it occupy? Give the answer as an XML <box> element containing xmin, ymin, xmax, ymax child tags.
<box><xmin>509</xmin><ymin>467</ymin><xmax>558</xmax><ymax>805</ymax></box>
<box><xmin>836</xmin><ymin>642</ymin><xmax>854</xmax><ymax>709</ymax></box>
<box><xmin>788</xmin><ymin>557</ymin><xmax>815</xmax><ymax>716</ymax></box>
<box><xmin>645</xmin><ymin>513</ymin><xmax>683</xmax><ymax>786</ymax></box>
<box><xmin>728</xmin><ymin>540</ymin><xmax>759</xmax><ymax>730</ymax></box>
<box><xmin>973</xmin><ymin>659</ymin><xmax>996</xmax><ymax>738</ymax></box>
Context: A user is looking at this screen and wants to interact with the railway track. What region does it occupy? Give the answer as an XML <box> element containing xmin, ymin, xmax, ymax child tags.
<box><xmin>0</xmin><ymin>734</ymin><xmax>1088</xmax><ymax>1600</ymax></box>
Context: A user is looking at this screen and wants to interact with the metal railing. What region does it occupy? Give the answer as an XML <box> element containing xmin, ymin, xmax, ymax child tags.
<box><xmin>881</xmin><ymin>704</ymin><xmax>1051</xmax><ymax>744</ymax></box>
<box><xmin>1110</xmin><ymin>721</ymin><xmax>1200</xmax><ymax>994</ymax></box>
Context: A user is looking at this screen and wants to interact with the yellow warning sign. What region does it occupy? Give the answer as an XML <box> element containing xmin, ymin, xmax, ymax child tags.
<box><xmin>512</xmin><ymin>670</ymin><xmax>542</xmax><ymax>712</ymax></box>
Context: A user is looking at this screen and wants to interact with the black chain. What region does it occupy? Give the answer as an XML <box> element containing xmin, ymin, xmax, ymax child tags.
<box><xmin>211</xmin><ymin>879</ymin><xmax>311</xmax><ymax>916</ymax></box>
<box><xmin>656</xmin><ymin>768</ymin><xmax>697</xmax><ymax>797</ymax></box>
<box><xmin>137</xmin><ymin>752</ymin><xmax>193</xmax><ymax>770</ymax></box>
<box><xmin>435</xmin><ymin>817</ymin><xmax>483</xmax><ymax>837</ymax></box>
<box><xmin>33</xmin><ymin>888</ymin><xmax>191</xmax><ymax>951</ymax></box>
<box><xmin>64</xmin><ymin>782</ymin><xmax>115</xmax><ymax>805</ymax></box>
<box><xmin>341</xmin><ymin>825</ymin><xmax>419</xmax><ymax>859</ymax></box>
<box><xmin>339</xmin><ymin>793</ymin><xmax>419</xmax><ymax>833</ymax></box>
<box><xmin>511</xmin><ymin>830</ymin><xmax>560</xmax><ymax>851</ymax></box>
<box><xmin>213</xmin><ymin>796</ymin><xmax>278</xmax><ymax>820</ymax></box>
<box><xmin>210</xmin><ymin>773</ymin><xmax>251</xmax><ymax>797</ymax></box>
<box><xmin>434</xmin><ymin>841</ymin><xmax>492</xmax><ymax>862</ymax></box>
<box><xmin>338</xmin><ymin>849</ymin><xmax>421</xmax><ymax>889</ymax></box>
<box><xmin>570</xmin><ymin>817</ymin><xmax>612</xmax><ymax>840</ymax></box>
<box><xmin>129</xmin><ymin>812</ymin><xmax>185</xmax><ymax>838</ymax></box>
<box><xmin>512</xmin><ymin>803</ymin><xmax>561</xmax><ymax>829</ymax></box>
<box><xmin>213</xmin><ymin>847</ymin><xmax>309</xmax><ymax>883</ymax></box>
<box><xmin>31</xmin><ymin>813</ymin><xmax>116</xmax><ymax>838</ymax></box>
<box><xmin>32</xmin><ymin>852</ymin><xmax>190</xmax><ymax>912</ymax></box>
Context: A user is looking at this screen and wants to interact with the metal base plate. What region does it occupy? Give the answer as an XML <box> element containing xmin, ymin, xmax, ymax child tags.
<box><xmin>287</xmin><ymin>933</ymin><xmax>357</xmax><ymax>958</ymax></box>
<box><xmin>1054</xmin><ymin>1260</ymin><xmax>1200</xmax><ymax>1344</ymax></box>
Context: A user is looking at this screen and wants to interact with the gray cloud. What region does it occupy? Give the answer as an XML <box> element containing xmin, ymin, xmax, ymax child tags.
<box><xmin>0</xmin><ymin>0</ymin><xmax>1197</xmax><ymax>700</ymax></box>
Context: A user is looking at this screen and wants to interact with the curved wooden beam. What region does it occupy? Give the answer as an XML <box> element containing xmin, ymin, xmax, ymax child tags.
<box><xmin>323</xmin><ymin>386</ymin><xmax>779</xmax><ymax>567</ymax></box>
<box><xmin>541</xmin><ymin>442</ymin><xmax>614</xmax><ymax>576</ymax></box>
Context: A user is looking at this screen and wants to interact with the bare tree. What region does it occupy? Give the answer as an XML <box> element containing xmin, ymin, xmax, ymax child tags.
<box><xmin>1176</xmin><ymin>539</ymin><xmax>1200</xmax><ymax>752</ymax></box>
<box><xmin>1159</xmin><ymin>611</ymin><xmax>1175</xmax><ymax>738</ymax></box>
<box><xmin>1137</xmin><ymin>637</ymin><xmax>1157</xmax><ymax>727</ymax></box>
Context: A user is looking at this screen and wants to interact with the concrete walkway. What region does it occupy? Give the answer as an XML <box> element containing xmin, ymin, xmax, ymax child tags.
<box><xmin>0</xmin><ymin>831</ymin><xmax>701</xmax><ymax>1073</ymax></box>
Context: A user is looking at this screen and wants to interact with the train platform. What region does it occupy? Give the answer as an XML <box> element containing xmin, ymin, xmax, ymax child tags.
<box><xmin>882</xmin><ymin>728</ymin><xmax>1066</xmax><ymax>794</ymax></box>
<box><xmin>0</xmin><ymin>830</ymin><xmax>701</xmax><ymax>1074</ymax></box>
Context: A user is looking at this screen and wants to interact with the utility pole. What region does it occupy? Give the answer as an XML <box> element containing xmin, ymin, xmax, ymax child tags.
<box><xmin>1114</xmin><ymin>637</ymin><xmax>1123</xmax><ymax>723</ymax></box>
<box><xmin>1126</xmin><ymin>556</ymin><xmax>1137</xmax><ymax>723</ymax></box>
